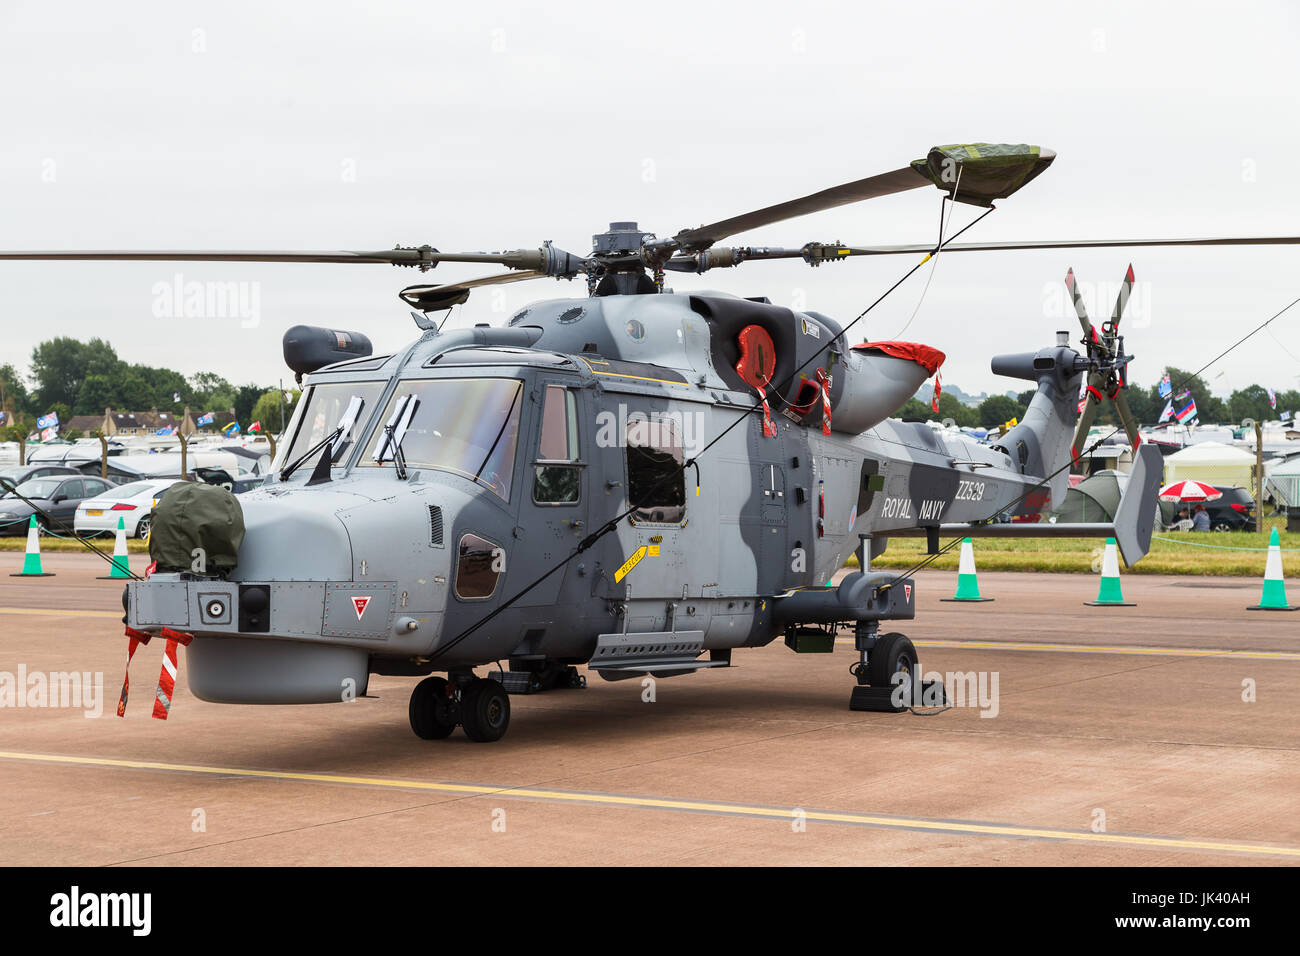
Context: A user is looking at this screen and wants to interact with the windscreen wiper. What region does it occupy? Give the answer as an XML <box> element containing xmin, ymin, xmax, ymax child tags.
<box><xmin>372</xmin><ymin>393</ymin><xmax>420</xmax><ymax>480</ymax></box>
<box><xmin>279</xmin><ymin>425</ymin><xmax>343</xmax><ymax>481</ymax></box>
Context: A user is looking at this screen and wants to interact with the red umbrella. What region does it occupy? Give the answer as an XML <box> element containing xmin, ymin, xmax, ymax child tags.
<box><xmin>1158</xmin><ymin>480</ymin><xmax>1222</xmax><ymax>502</ymax></box>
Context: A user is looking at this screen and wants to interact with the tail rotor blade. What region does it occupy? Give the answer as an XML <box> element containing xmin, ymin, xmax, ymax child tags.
<box><xmin>1111</xmin><ymin>386</ymin><xmax>1142</xmax><ymax>448</ymax></box>
<box><xmin>1071</xmin><ymin>377</ymin><xmax>1106</xmax><ymax>462</ymax></box>
<box><xmin>1110</xmin><ymin>263</ymin><xmax>1135</xmax><ymax>331</ymax></box>
<box><xmin>1065</xmin><ymin>268</ymin><xmax>1096</xmax><ymax>345</ymax></box>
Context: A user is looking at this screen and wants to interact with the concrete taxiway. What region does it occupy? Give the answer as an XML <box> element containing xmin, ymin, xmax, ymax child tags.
<box><xmin>1</xmin><ymin>552</ymin><xmax>1297</xmax><ymax>865</ymax></box>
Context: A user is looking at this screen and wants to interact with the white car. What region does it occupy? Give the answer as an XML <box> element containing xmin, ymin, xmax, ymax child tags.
<box><xmin>74</xmin><ymin>479</ymin><xmax>182</xmax><ymax>539</ymax></box>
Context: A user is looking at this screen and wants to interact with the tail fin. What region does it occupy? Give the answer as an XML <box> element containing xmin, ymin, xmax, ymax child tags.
<box><xmin>1112</xmin><ymin>442</ymin><xmax>1162</xmax><ymax>565</ymax></box>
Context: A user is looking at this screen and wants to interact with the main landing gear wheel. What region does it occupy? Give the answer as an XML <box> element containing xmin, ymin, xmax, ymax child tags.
<box><xmin>409</xmin><ymin>676</ymin><xmax>457</xmax><ymax>740</ymax></box>
<box><xmin>460</xmin><ymin>677</ymin><xmax>511</xmax><ymax>743</ymax></box>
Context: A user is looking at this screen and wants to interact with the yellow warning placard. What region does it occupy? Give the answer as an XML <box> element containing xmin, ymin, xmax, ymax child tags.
<box><xmin>648</xmin><ymin>545</ymin><xmax>660</xmax><ymax>557</ymax></box>
<box><xmin>614</xmin><ymin>546</ymin><xmax>648</xmax><ymax>583</ymax></box>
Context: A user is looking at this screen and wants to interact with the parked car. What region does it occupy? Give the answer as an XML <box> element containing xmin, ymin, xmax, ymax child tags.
<box><xmin>0</xmin><ymin>464</ymin><xmax>81</xmax><ymax>492</ymax></box>
<box><xmin>193</xmin><ymin>466</ymin><xmax>264</xmax><ymax>494</ymax></box>
<box><xmin>1165</xmin><ymin>485</ymin><xmax>1256</xmax><ymax>531</ymax></box>
<box><xmin>0</xmin><ymin>474</ymin><xmax>116</xmax><ymax>535</ymax></box>
<box><xmin>1205</xmin><ymin>486</ymin><xmax>1256</xmax><ymax>531</ymax></box>
<box><xmin>74</xmin><ymin>478</ymin><xmax>182</xmax><ymax>539</ymax></box>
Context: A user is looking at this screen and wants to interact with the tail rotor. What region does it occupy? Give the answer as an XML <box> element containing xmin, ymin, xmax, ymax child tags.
<box><xmin>1066</xmin><ymin>265</ymin><xmax>1141</xmax><ymax>461</ymax></box>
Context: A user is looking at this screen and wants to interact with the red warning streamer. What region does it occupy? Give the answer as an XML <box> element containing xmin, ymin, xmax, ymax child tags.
<box><xmin>815</xmin><ymin>368</ymin><xmax>832</xmax><ymax>435</ymax></box>
<box><xmin>116</xmin><ymin>626</ymin><xmax>152</xmax><ymax>718</ymax></box>
<box><xmin>152</xmin><ymin>627</ymin><xmax>194</xmax><ymax>721</ymax></box>
<box><xmin>754</xmin><ymin>384</ymin><xmax>778</xmax><ymax>438</ymax></box>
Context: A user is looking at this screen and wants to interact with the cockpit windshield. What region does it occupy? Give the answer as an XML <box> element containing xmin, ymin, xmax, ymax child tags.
<box><xmin>276</xmin><ymin>381</ymin><xmax>385</xmax><ymax>473</ymax></box>
<box><xmin>360</xmin><ymin>378</ymin><xmax>524</xmax><ymax>501</ymax></box>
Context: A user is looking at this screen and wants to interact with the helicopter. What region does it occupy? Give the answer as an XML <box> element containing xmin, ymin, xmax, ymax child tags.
<box><xmin>4</xmin><ymin>142</ymin><xmax>1297</xmax><ymax>742</ymax></box>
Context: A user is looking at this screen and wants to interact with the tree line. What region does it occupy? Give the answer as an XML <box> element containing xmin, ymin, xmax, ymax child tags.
<box><xmin>0</xmin><ymin>337</ymin><xmax>298</xmax><ymax>441</ymax></box>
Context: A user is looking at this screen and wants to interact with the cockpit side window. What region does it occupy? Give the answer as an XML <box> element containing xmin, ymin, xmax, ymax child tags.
<box><xmin>626</xmin><ymin>416</ymin><xmax>685</xmax><ymax>524</ymax></box>
<box><xmin>533</xmin><ymin>385</ymin><xmax>580</xmax><ymax>505</ymax></box>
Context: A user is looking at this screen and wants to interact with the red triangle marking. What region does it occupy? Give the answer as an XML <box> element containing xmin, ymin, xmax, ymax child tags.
<box><xmin>351</xmin><ymin>595</ymin><xmax>371</xmax><ymax>620</ymax></box>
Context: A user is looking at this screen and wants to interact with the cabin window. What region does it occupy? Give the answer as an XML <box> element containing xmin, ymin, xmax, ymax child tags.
<box><xmin>534</xmin><ymin>386</ymin><xmax>580</xmax><ymax>504</ymax></box>
<box><xmin>626</xmin><ymin>416</ymin><xmax>685</xmax><ymax>523</ymax></box>
<box><xmin>455</xmin><ymin>532</ymin><xmax>503</xmax><ymax>600</ymax></box>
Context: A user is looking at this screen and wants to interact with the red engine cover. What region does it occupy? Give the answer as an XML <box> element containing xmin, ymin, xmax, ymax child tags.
<box><xmin>851</xmin><ymin>340</ymin><xmax>946</xmax><ymax>375</ymax></box>
<box><xmin>734</xmin><ymin>324</ymin><xmax>776</xmax><ymax>388</ymax></box>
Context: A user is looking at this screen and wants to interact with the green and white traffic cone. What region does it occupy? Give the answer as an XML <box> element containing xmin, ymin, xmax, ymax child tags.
<box><xmin>97</xmin><ymin>516</ymin><xmax>131</xmax><ymax>580</ymax></box>
<box><xmin>9</xmin><ymin>515</ymin><xmax>54</xmax><ymax>577</ymax></box>
<box><xmin>1248</xmin><ymin>527</ymin><xmax>1298</xmax><ymax>611</ymax></box>
<box><xmin>941</xmin><ymin>537</ymin><xmax>994</xmax><ymax>602</ymax></box>
<box><xmin>1085</xmin><ymin>537</ymin><xmax>1133</xmax><ymax>606</ymax></box>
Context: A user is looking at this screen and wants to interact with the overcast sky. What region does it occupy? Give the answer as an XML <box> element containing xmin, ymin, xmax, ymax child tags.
<box><xmin>1</xmin><ymin>0</ymin><xmax>1297</xmax><ymax>401</ymax></box>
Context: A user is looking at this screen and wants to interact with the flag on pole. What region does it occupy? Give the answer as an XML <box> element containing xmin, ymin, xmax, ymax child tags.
<box><xmin>1158</xmin><ymin>373</ymin><xmax>1172</xmax><ymax>399</ymax></box>
<box><xmin>1158</xmin><ymin>400</ymin><xmax>1173</xmax><ymax>423</ymax></box>
<box><xmin>1173</xmin><ymin>390</ymin><xmax>1198</xmax><ymax>424</ymax></box>
<box><xmin>155</xmin><ymin>425</ymin><xmax>175</xmax><ymax>437</ymax></box>
<box><xmin>36</xmin><ymin>411</ymin><xmax>59</xmax><ymax>429</ymax></box>
<box><xmin>1268</xmin><ymin>387</ymin><xmax>1277</xmax><ymax>410</ymax></box>
<box><xmin>196</xmin><ymin>411</ymin><xmax>214</xmax><ymax>426</ymax></box>
<box><xmin>248</xmin><ymin>421</ymin><xmax>262</xmax><ymax>432</ymax></box>
<box><xmin>39</xmin><ymin>427</ymin><xmax>57</xmax><ymax>441</ymax></box>
<box><xmin>221</xmin><ymin>421</ymin><xmax>240</xmax><ymax>436</ymax></box>
<box><xmin>173</xmin><ymin>392</ymin><xmax>181</xmax><ymax>403</ymax></box>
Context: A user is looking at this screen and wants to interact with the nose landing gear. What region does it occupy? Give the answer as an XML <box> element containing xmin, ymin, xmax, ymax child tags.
<box><xmin>408</xmin><ymin>676</ymin><xmax>458</xmax><ymax>739</ymax></box>
<box><xmin>848</xmin><ymin>627</ymin><xmax>945</xmax><ymax>713</ymax></box>
<box><xmin>408</xmin><ymin>674</ymin><xmax>511</xmax><ymax>742</ymax></box>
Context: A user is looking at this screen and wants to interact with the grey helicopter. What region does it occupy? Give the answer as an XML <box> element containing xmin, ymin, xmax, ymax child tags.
<box><xmin>4</xmin><ymin>142</ymin><xmax>1297</xmax><ymax>742</ymax></box>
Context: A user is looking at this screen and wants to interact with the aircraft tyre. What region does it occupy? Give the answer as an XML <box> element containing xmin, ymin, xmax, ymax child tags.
<box><xmin>460</xmin><ymin>677</ymin><xmax>511</xmax><ymax>742</ymax></box>
<box><xmin>409</xmin><ymin>676</ymin><xmax>457</xmax><ymax>740</ymax></box>
<box><xmin>868</xmin><ymin>633</ymin><xmax>918</xmax><ymax>688</ymax></box>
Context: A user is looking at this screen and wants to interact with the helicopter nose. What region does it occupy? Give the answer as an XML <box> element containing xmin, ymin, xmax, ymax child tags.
<box><xmin>233</xmin><ymin>493</ymin><xmax>354</xmax><ymax>581</ymax></box>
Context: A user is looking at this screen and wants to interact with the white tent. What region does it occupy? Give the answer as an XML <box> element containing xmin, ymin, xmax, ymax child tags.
<box><xmin>1162</xmin><ymin>441</ymin><xmax>1256</xmax><ymax>488</ymax></box>
<box><xmin>1266</xmin><ymin>456</ymin><xmax>1300</xmax><ymax>508</ymax></box>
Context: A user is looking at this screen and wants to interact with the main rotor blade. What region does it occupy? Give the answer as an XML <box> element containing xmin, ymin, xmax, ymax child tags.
<box><xmin>0</xmin><ymin>247</ymin><xmax>568</xmax><ymax>272</ymax></box>
<box><xmin>672</xmin><ymin>166</ymin><xmax>930</xmax><ymax>253</ymax></box>
<box><xmin>831</xmin><ymin>235</ymin><xmax>1300</xmax><ymax>256</ymax></box>
<box><xmin>671</xmin><ymin>143</ymin><xmax>1057</xmax><ymax>252</ymax></box>
<box><xmin>666</xmin><ymin>234</ymin><xmax>1300</xmax><ymax>273</ymax></box>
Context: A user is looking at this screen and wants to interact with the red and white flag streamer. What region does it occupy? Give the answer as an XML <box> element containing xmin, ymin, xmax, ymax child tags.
<box><xmin>152</xmin><ymin>627</ymin><xmax>194</xmax><ymax>720</ymax></box>
<box><xmin>116</xmin><ymin>626</ymin><xmax>152</xmax><ymax>718</ymax></box>
<box><xmin>931</xmin><ymin>373</ymin><xmax>942</xmax><ymax>413</ymax></box>
<box><xmin>815</xmin><ymin>368</ymin><xmax>832</xmax><ymax>435</ymax></box>
<box><xmin>754</xmin><ymin>384</ymin><xmax>778</xmax><ymax>437</ymax></box>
